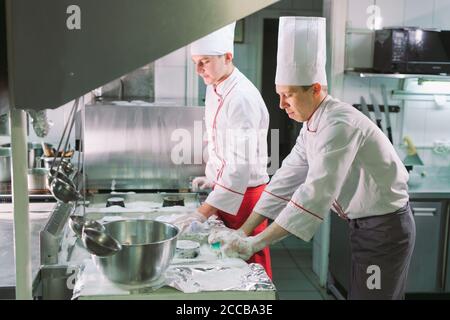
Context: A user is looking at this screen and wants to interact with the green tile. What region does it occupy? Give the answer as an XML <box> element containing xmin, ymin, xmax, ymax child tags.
<box><xmin>300</xmin><ymin>268</ymin><xmax>335</xmax><ymax>301</ymax></box>
<box><xmin>319</xmin><ymin>290</ymin><xmax>337</xmax><ymax>300</ymax></box>
<box><xmin>301</xmin><ymin>268</ymin><xmax>321</xmax><ymax>286</ymax></box>
<box><xmin>282</xmin><ymin>236</ymin><xmax>312</xmax><ymax>250</ymax></box>
<box><xmin>277</xmin><ymin>291</ymin><xmax>324</xmax><ymax>300</ymax></box>
<box><xmin>272</xmin><ymin>268</ymin><xmax>316</xmax><ymax>291</ymax></box>
<box><xmin>270</xmin><ymin>251</ymin><xmax>298</xmax><ymax>268</ymax></box>
<box><xmin>289</xmin><ymin>249</ymin><xmax>313</xmax><ymax>268</ymax></box>
<box><xmin>269</xmin><ymin>242</ymin><xmax>284</xmax><ymax>249</ymax></box>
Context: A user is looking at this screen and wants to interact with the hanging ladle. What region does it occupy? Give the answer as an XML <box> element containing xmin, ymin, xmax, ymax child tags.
<box><xmin>82</xmin><ymin>227</ymin><xmax>122</xmax><ymax>257</ymax></box>
<box><xmin>69</xmin><ymin>215</ymin><xmax>105</xmax><ymax>238</ymax></box>
<box><xmin>48</xmin><ymin>98</ymin><xmax>83</xmax><ymax>203</ymax></box>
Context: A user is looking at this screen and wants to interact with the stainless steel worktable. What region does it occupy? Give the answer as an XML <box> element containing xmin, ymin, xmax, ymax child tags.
<box><xmin>0</xmin><ymin>203</ymin><xmax>54</xmax><ymax>287</ymax></box>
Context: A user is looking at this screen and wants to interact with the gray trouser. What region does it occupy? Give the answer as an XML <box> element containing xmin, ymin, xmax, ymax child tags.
<box><xmin>347</xmin><ymin>203</ymin><xmax>416</xmax><ymax>300</ymax></box>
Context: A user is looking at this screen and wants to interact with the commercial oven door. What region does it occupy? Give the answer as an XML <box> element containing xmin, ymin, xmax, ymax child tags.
<box><xmin>407</xmin><ymin>201</ymin><xmax>444</xmax><ymax>293</ymax></box>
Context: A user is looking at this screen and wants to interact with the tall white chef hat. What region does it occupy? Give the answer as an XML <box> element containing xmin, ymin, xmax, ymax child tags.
<box><xmin>190</xmin><ymin>22</ymin><xmax>236</xmax><ymax>56</ymax></box>
<box><xmin>275</xmin><ymin>16</ymin><xmax>327</xmax><ymax>86</ymax></box>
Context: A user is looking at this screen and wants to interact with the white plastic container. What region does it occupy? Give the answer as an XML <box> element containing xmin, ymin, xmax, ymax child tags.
<box><xmin>176</xmin><ymin>240</ymin><xmax>200</xmax><ymax>259</ymax></box>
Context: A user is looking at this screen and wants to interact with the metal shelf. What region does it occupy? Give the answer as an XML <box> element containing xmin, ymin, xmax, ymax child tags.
<box><xmin>352</xmin><ymin>104</ymin><xmax>400</xmax><ymax>113</ymax></box>
<box><xmin>345</xmin><ymin>69</ymin><xmax>450</xmax><ymax>82</ymax></box>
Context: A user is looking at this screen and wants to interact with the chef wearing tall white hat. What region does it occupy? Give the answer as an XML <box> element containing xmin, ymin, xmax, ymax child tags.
<box><xmin>173</xmin><ymin>22</ymin><xmax>272</xmax><ymax>277</ymax></box>
<box><xmin>209</xmin><ymin>17</ymin><xmax>416</xmax><ymax>300</ymax></box>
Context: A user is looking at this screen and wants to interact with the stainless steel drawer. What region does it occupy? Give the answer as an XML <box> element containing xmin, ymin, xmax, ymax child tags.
<box><xmin>407</xmin><ymin>201</ymin><xmax>443</xmax><ymax>293</ymax></box>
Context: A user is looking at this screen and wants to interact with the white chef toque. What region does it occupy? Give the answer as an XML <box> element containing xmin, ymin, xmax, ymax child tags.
<box><xmin>190</xmin><ymin>22</ymin><xmax>236</xmax><ymax>56</ymax></box>
<box><xmin>275</xmin><ymin>16</ymin><xmax>327</xmax><ymax>86</ymax></box>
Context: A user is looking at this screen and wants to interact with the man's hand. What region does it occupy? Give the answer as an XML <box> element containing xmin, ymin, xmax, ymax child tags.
<box><xmin>208</xmin><ymin>221</ymin><xmax>291</xmax><ymax>260</ymax></box>
<box><xmin>191</xmin><ymin>176</ymin><xmax>214</xmax><ymax>191</ymax></box>
<box><xmin>172</xmin><ymin>211</ymin><xmax>207</xmax><ymax>234</ymax></box>
<box><xmin>208</xmin><ymin>228</ymin><xmax>263</xmax><ymax>261</ymax></box>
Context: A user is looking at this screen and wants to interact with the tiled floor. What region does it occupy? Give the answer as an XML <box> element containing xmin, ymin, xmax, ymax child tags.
<box><xmin>270</xmin><ymin>236</ymin><xmax>335</xmax><ymax>300</ymax></box>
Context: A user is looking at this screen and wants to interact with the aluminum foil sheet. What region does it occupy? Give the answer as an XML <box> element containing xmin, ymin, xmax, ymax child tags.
<box><xmin>72</xmin><ymin>259</ymin><xmax>167</xmax><ymax>299</ymax></box>
<box><xmin>26</xmin><ymin>109</ymin><xmax>52</xmax><ymax>138</ymax></box>
<box><xmin>165</xmin><ymin>261</ymin><xmax>276</xmax><ymax>293</ymax></box>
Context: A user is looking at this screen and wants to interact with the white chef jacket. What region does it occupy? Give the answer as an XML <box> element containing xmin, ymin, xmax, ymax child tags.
<box><xmin>204</xmin><ymin>68</ymin><xmax>270</xmax><ymax>215</ymax></box>
<box><xmin>254</xmin><ymin>95</ymin><xmax>409</xmax><ymax>241</ymax></box>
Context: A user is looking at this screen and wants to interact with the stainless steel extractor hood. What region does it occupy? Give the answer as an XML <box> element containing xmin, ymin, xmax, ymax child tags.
<box><xmin>2</xmin><ymin>0</ymin><xmax>278</xmax><ymax>111</ymax></box>
<box><xmin>0</xmin><ymin>0</ymin><xmax>8</xmax><ymax>115</ymax></box>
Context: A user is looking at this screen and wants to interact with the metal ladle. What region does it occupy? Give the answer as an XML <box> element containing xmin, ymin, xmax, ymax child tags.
<box><xmin>50</xmin><ymin>176</ymin><xmax>83</xmax><ymax>203</ymax></box>
<box><xmin>82</xmin><ymin>228</ymin><xmax>122</xmax><ymax>257</ymax></box>
<box><xmin>47</xmin><ymin>168</ymin><xmax>73</xmax><ymax>186</ymax></box>
<box><xmin>48</xmin><ymin>98</ymin><xmax>82</xmax><ymax>204</ymax></box>
<box><xmin>69</xmin><ymin>215</ymin><xmax>105</xmax><ymax>238</ymax></box>
<box><xmin>59</xmin><ymin>158</ymin><xmax>76</xmax><ymax>176</ymax></box>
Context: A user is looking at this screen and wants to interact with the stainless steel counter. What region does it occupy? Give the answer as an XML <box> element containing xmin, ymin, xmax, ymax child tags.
<box><xmin>77</xmin><ymin>192</ymin><xmax>275</xmax><ymax>299</ymax></box>
<box><xmin>407</xmin><ymin>167</ymin><xmax>450</xmax><ymax>199</ymax></box>
<box><xmin>0</xmin><ymin>203</ymin><xmax>54</xmax><ymax>287</ymax></box>
<box><xmin>29</xmin><ymin>191</ymin><xmax>276</xmax><ymax>299</ymax></box>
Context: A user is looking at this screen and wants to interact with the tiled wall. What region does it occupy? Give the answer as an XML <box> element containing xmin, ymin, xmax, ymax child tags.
<box><xmin>27</xmin><ymin>93</ymin><xmax>94</xmax><ymax>147</ymax></box>
<box><xmin>346</xmin><ymin>0</ymin><xmax>450</xmax><ymax>69</ymax></box>
<box><xmin>0</xmin><ymin>103</ymin><xmax>78</xmax><ymax>147</ymax></box>
<box><xmin>153</xmin><ymin>0</ymin><xmax>323</xmax><ymax>102</ymax></box>
<box><xmin>154</xmin><ymin>47</ymin><xmax>188</xmax><ymax>101</ymax></box>
<box><xmin>344</xmin><ymin>0</ymin><xmax>450</xmax><ymax>153</ymax></box>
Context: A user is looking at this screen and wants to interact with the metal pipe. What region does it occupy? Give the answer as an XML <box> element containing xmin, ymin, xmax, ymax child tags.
<box><xmin>321</xmin><ymin>0</ymin><xmax>348</xmax><ymax>288</ymax></box>
<box><xmin>9</xmin><ymin>108</ymin><xmax>32</xmax><ymax>300</ymax></box>
<box><xmin>319</xmin><ymin>215</ymin><xmax>331</xmax><ymax>287</ymax></box>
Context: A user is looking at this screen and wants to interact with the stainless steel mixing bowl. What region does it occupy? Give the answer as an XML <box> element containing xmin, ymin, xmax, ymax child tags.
<box><xmin>92</xmin><ymin>219</ymin><xmax>179</xmax><ymax>285</ymax></box>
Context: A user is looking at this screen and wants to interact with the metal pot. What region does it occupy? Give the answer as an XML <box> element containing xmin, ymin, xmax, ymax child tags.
<box><xmin>42</xmin><ymin>156</ymin><xmax>72</xmax><ymax>171</ymax></box>
<box><xmin>162</xmin><ymin>195</ymin><xmax>185</xmax><ymax>207</ymax></box>
<box><xmin>0</xmin><ymin>147</ymin><xmax>11</xmax><ymax>182</ymax></box>
<box><xmin>27</xmin><ymin>168</ymin><xmax>49</xmax><ymax>191</ymax></box>
<box><xmin>28</xmin><ymin>142</ymin><xmax>44</xmax><ymax>168</ymax></box>
<box><xmin>92</xmin><ymin>220</ymin><xmax>179</xmax><ymax>285</ymax></box>
<box><xmin>49</xmin><ymin>176</ymin><xmax>82</xmax><ymax>203</ymax></box>
<box><xmin>0</xmin><ymin>142</ymin><xmax>44</xmax><ymax>168</ymax></box>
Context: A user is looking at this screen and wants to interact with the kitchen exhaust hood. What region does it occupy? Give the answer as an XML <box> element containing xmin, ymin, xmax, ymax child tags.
<box><xmin>1</xmin><ymin>0</ymin><xmax>278</xmax><ymax>112</ymax></box>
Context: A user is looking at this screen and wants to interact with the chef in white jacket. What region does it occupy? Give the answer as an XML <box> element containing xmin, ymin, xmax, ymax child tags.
<box><xmin>210</xmin><ymin>17</ymin><xmax>416</xmax><ymax>299</ymax></box>
<box><xmin>174</xmin><ymin>22</ymin><xmax>272</xmax><ymax>277</ymax></box>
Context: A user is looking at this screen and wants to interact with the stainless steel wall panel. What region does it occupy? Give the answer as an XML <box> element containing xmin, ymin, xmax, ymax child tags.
<box><xmin>84</xmin><ymin>104</ymin><xmax>205</xmax><ymax>190</ymax></box>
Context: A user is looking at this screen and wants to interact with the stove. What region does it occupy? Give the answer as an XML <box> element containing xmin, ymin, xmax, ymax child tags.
<box><xmin>0</xmin><ymin>182</ymin><xmax>55</xmax><ymax>203</ymax></box>
<box><xmin>84</xmin><ymin>192</ymin><xmax>199</xmax><ymax>209</ymax></box>
<box><xmin>76</xmin><ymin>192</ymin><xmax>199</xmax><ymax>221</ymax></box>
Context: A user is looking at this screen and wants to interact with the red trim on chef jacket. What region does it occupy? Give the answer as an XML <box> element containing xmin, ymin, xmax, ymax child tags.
<box><xmin>264</xmin><ymin>190</ymin><xmax>323</xmax><ymax>221</ymax></box>
<box><xmin>306</xmin><ymin>110</ymin><xmax>319</xmax><ymax>133</ymax></box>
<box><xmin>332</xmin><ymin>199</ymin><xmax>349</xmax><ymax>220</ymax></box>
<box><xmin>289</xmin><ymin>200</ymin><xmax>323</xmax><ymax>221</ymax></box>
<box><xmin>217</xmin><ymin>184</ymin><xmax>272</xmax><ymax>279</ymax></box>
<box><xmin>263</xmin><ymin>190</ymin><xmax>290</xmax><ymax>202</ymax></box>
<box><xmin>213</xmin><ymin>182</ymin><xmax>245</xmax><ymax>196</ymax></box>
<box><xmin>306</xmin><ymin>95</ymin><xmax>328</xmax><ymax>133</ymax></box>
<box><xmin>211</xmin><ymin>82</ymin><xmax>238</xmax><ymax>182</ymax></box>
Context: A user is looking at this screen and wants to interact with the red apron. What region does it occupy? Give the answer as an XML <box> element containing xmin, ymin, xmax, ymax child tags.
<box><xmin>217</xmin><ymin>184</ymin><xmax>272</xmax><ymax>279</ymax></box>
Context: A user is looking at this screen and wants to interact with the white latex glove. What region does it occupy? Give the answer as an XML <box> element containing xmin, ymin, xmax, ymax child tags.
<box><xmin>191</xmin><ymin>176</ymin><xmax>214</xmax><ymax>191</ymax></box>
<box><xmin>208</xmin><ymin>228</ymin><xmax>265</xmax><ymax>261</ymax></box>
<box><xmin>208</xmin><ymin>227</ymin><xmax>244</xmax><ymax>245</ymax></box>
<box><xmin>172</xmin><ymin>211</ymin><xmax>207</xmax><ymax>234</ymax></box>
